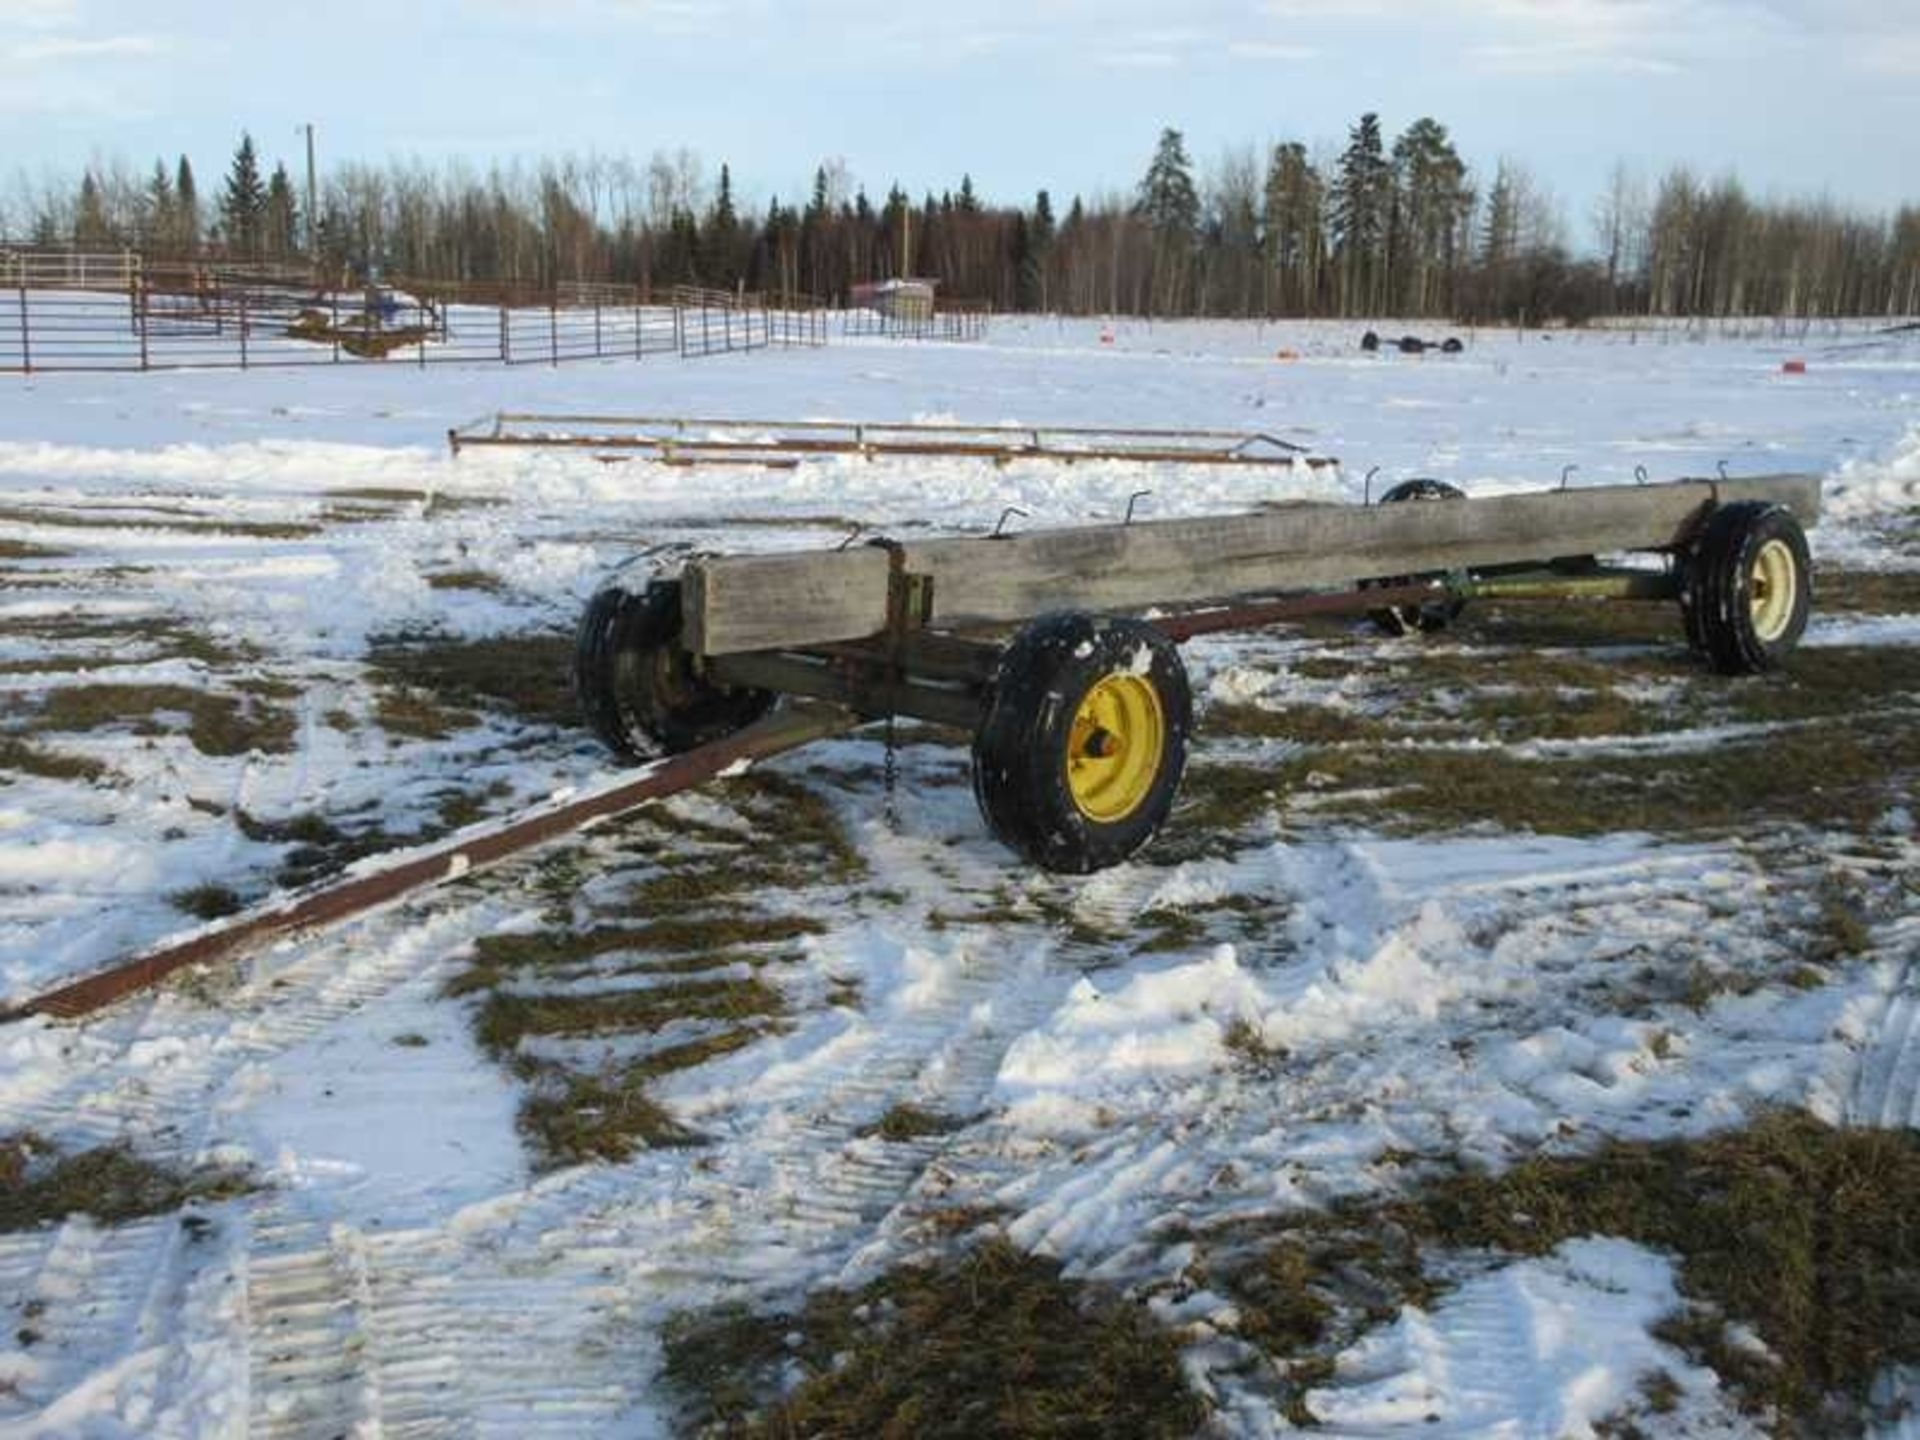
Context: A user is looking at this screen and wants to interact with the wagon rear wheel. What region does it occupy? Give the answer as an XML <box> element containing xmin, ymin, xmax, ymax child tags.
<box><xmin>1680</xmin><ymin>501</ymin><xmax>1812</xmax><ymax>674</ymax></box>
<box><xmin>972</xmin><ymin>613</ymin><xmax>1191</xmax><ymax>873</ymax></box>
<box><xmin>574</xmin><ymin>579</ymin><xmax>774</xmax><ymax>759</ymax></box>
<box><xmin>1366</xmin><ymin>478</ymin><xmax>1468</xmax><ymax>635</ymax></box>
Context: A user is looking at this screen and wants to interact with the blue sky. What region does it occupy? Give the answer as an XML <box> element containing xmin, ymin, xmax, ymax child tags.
<box><xmin>4</xmin><ymin>0</ymin><xmax>1917</xmax><ymax>243</ymax></box>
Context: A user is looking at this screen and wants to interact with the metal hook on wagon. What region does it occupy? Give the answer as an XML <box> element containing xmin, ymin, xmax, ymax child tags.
<box><xmin>1363</xmin><ymin>466</ymin><xmax>1380</xmax><ymax>505</ymax></box>
<box><xmin>1634</xmin><ymin>464</ymin><xmax>1650</xmax><ymax>486</ymax></box>
<box><xmin>1124</xmin><ymin>490</ymin><xmax>1152</xmax><ymax>525</ymax></box>
<box><xmin>1560</xmin><ymin>464</ymin><xmax>1579</xmax><ymax>491</ymax></box>
<box><xmin>1717</xmin><ymin>460</ymin><xmax>1730</xmax><ymax>481</ymax></box>
<box><xmin>836</xmin><ymin>522</ymin><xmax>867</xmax><ymax>550</ymax></box>
<box><xmin>991</xmin><ymin>506</ymin><xmax>1029</xmax><ymax>539</ymax></box>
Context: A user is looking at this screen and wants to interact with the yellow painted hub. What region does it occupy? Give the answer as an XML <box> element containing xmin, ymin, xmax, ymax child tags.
<box><xmin>1066</xmin><ymin>672</ymin><xmax>1165</xmax><ymax>822</ymax></box>
<box><xmin>1750</xmin><ymin>538</ymin><xmax>1798</xmax><ymax>642</ymax></box>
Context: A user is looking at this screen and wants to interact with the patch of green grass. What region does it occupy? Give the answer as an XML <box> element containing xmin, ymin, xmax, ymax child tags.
<box><xmin>661</xmin><ymin>1237</ymin><xmax>1209</xmax><ymax>1438</ymax></box>
<box><xmin>0</xmin><ymin>504</ymin><xmax>319</xmax><ymax>540</ymax></box>
<box><xmin>1154</xmin><ymin>762</ymin><xmax>1299</xmax><ymax>863</ymax></box>
<box><xmin>373</xmin><ymin>686</ymin><xmax>478</xmax><ymax>741</ymax></box>
<box><xmin>719</xmin><ymin>771</ymin><xmax>867</xmax><ymax>885</ymax></box>
<box><xmin>1392</xmin><ymin>1111</ymin><xmax>1920</xmax><ymax>1431</ymax></box>
<box><xmin>1296</xmin><ymin>711</ymin><xmax>1919</xmax><ymax>840</ymax></box>
<box><xmin>18</xmin><ymin>683</ymin><xmax>295</xmax><ymax>757</ymax></box>
<box><xmin>456</xmin><ymin>770</ymin><xmax>861</xmax><ymax>1170</ymax></box>
<box><xmin>0</xmin><ymin>540</ymin><xmax>69</xmax><ymax>560</ymax></box>
<box><xmin>1135</xmin><ymin>894</ymin><xmax>1282</xmax><ymax>956</ymax></box>
<box><xmin>426</xmin><ymin>569</ymin><xmax>506</xmax><ymax>593</ymax></box>
<box><xmin>236</xmin><ymin>808</ymin><xmax>418</xmax><ymax>889</ymax></box>
<box><xmin>1818</xmin><ymin>569</ymin><xmax>1920</xmax><ymax>615</ymax></box>
<box><xmin>0</xmin><ymin>736</ymin><xmax>105</xmax><ymax>783</ymax></box>
<box><xmin>1457</xmin><ymin>684</ymin><xmax>1665</xmax><ymax>742</ymax></box>
<box><xmin>860</xmin><ymin>1103</ymin><xmax>967</xmax><ymax>1142</ymax></box>
<box><xmin>515</xmin><ymin>1064</ymin><xmax>700</xmax><ymax>1161</ymax></box>
<box><xmin>1459</xmin><ymin>596</ymin><xmax>1686</xmax><ymax>649</ymax></box>
<box><xmin>472</xmin><ymin>977</ymin><xmax>784</xmax><ymax>1059</ymax></box>
<box><xmin>365</xmin><ymin>632</ymin><xmax>576</xmax><ymax>731</ymax></box>
<box><xmin>1810</xmin><ymin>878</ymin><xmax>1874</xmax><ymax>963</ymax></box>
<box><xmin>450</xmin><ymin>917</ymin><xmax>826</xmax><ymax>995</ymax></box>
<box><xmin>169</xmin><ymin>883</ymin><xmax>243</xmax><ymax>921</ymax></box>
<box><xmin>1205</xmin><ymin>701</ymin><xmax>1393</xmax><ymax>745</ymax></box>
<box><xmin>0</xmin><ymin>1133</ymin><xmax>253</xmax><ymax>1232</ymax></box>
<box><xmin>514</xmin><ymin>1027</ymin><xmax>767</xmax><ymax>1166</ymax></box>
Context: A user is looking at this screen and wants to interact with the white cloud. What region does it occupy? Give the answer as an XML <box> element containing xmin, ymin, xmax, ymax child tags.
<box><xmin>11</xmin><ymin>34</ymin><xmax>166</xmax><ymax>62</ymax></box>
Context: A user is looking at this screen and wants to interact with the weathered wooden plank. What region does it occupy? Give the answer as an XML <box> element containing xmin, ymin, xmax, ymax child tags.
<box><xmin>684</xmin><ymin>544</ymin><xmax>893</xmax><ymax>657</ymax></box>
<box><xmin>684</xmin><ymin>475</ymin><xmax>1820</xmax><ymax>656</ymax></box>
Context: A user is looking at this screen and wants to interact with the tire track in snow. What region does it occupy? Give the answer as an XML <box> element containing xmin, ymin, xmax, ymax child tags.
<box><xmin>239</xmin><ymin>940</ymin><xmax>1066</xmax><ymax>1437</ymax></box>
<box><xmin>0</xmin><ymin>897</ymin><xmax>513</xmax><ymax>1435</ymax></box>
<box><xmin>1845</xmin><ymin>915</ymin><xmax>1920</xmax><ymax>1131</ymax></box>
<box><xmin>1309</xmin><ymin>1264</ymin><xmax>1537</xmax><ymax>1437</ymax></box>
<box><xmin>0</xmin><ymin>1214</ymin><xmax>179</xmax><ymax>1424</ymax></box>
<box><xmin>0</xmin><ymin>894</ymin><xmax>511</xmax><ymax>1152</ymax></box>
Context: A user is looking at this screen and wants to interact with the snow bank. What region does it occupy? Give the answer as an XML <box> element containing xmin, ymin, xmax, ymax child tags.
<box><xmin>1828</xmin><ymin>423</ymin><xmax>1920</xmax><ymax>518</ymax></box>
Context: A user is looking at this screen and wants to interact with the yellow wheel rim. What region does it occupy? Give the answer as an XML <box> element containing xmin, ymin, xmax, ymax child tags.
<box><xmin>1750</xmin><ymin>538</ymin><xmax>1797</xmax><ymax>642</ymax></box>
<box><xmin>1066</xmin><ymin>672</ymin><xmax>1165</xmax><ymax>823</ymax></box>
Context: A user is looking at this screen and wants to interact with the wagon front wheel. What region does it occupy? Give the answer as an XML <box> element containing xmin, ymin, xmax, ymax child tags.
<box><xmin>574</xmin><ymin>579</ymin><xmax>773</xmax><ymax>759</ymax></box>
<box><xmin>971</xmin><ymin>613</ymin><xmax>1191</xmax><ymax>873</ymax></box>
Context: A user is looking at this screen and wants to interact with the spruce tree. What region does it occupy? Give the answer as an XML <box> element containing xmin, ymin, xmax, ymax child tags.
<box><xmin>1137</xmin><ymin>128</ymin><xmax>1200</xmax><ymax>314</ymax></box>
<box><xmin>1391</xmin><ymin>117</ymin><xmax>1471</xmax><ymax>314</ymax></box>
<box><xmin>1136</xmin><ymin>127</ymin><xmax>1199</xmax><ymax>236</ymax></box>
<box><xmin>1032</xmin><ymin>189</ymin><xmax>1055</xmax><ymax>248</ymax></box>
<box><xmin>145</xmin><ymin>160</ymin><xmax>175</xmax><ymax>251</ymax></box>
<box><xmin>1263</xmin><ymin>142</ymin><xmax>1323</xmax><ymax>312</ymax></box>
<box><xmin>264</xmin><ymin>163</ymin><xmax>299</xmax><ymax>259</ymax></box>
<box><xmin>221</xmin><ymin>133</ymin><xmax>266</xmax><ymax>256</ymax></box>
<box><xmin>175</xmin><ymin>156</ymin><xmax>200</xmax><ymax>251</ymax></box>
<box><xmin>73</xmin><ymin>172</ymin><xmax>112</xmax><ymax>247</ymax></box>
<box><xmin>1330</xmin><ymin>112</ymin><xmax>1391</xmax><ymax>313</ymax></box>
<box><xmin>703</xmin><ymin>162</ymin><xmax>739</xmax><ymax>286</ymax></box>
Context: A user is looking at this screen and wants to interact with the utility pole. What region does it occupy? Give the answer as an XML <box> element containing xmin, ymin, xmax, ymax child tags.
<box><xmin>299</xmin><ymin>123</ymin><xmax>318</xmax><ymax>259</ymax></box>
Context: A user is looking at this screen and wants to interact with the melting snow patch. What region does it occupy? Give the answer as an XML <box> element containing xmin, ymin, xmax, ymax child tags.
<box><xmin>1309</xmin><ymin>1238</ymin><xmax>1716</xmax><ymax>1437</ymax></box>
<box><xmin>996</xmin><ymin>946</ymin><xmax>1264</xmax><ymax>1135</ymax></box>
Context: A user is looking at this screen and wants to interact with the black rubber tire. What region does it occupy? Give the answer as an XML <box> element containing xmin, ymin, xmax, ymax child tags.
<box><xmin>1679</xmin><ymin>501</ymin><xmax>1812</xmax><ymax>675</ymax></box>
<box><xmin>1365</xmin><ymin>478</ymin><xmax>1469</xmax><ymax>636</ymax></box>
<box><xmin>971</xmin><ymin>613</ymin><xmax>1191</xmax><ymax>874</ymax></box>
<box><xmin>573</xmin><ymin>579</ymin><xmax>773</xmax><ymax>759</ymax></box>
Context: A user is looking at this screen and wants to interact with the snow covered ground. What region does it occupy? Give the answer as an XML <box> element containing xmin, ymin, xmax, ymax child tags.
<box><xmin>0</xmin><ymin>317</ymin><xmax>1916</xmax><ymax>1436</ymax></box>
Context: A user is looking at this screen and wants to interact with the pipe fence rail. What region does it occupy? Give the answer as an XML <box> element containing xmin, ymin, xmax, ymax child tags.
<box><xmin>842</xmin><ymin>297</ymin><xmax>990</xmax><ymax>342</ymax></box>
<box><xmin>0</xmin><ymin>267</ymin><xmax>831</xmax><ymax>375</ymax></box>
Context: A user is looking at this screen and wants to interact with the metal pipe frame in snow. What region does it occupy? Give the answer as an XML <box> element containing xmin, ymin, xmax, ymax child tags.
<box><xmin>1152</xmin><ymin>566</ymin><xmax>1678</xmax><ymax>643</ymax></box>
<box><xmin>1455</xmin><ymin>567</ymin><xmax>1680</xmax><ymax>602</ymax></box>
<box><xmin>3</xmin><ymin>703</ymin><xmax>857</xmax><ymax>1023</ymax></box>
<box><xmin>447</xmin><ymin>412</ymin><xmax>1336</xmax><ymax>469</ymax></box>
<box><xmin>1151</xmin><ymin>579</ymin><xmax>1460</xmax><ymax>641</ymax></box>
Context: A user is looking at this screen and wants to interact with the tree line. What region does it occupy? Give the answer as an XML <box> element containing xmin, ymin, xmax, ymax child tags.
<box><xmin>8</xmin><ymin>121</ymin><xmax>1918</xmax><ymax>322</ymax></box>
